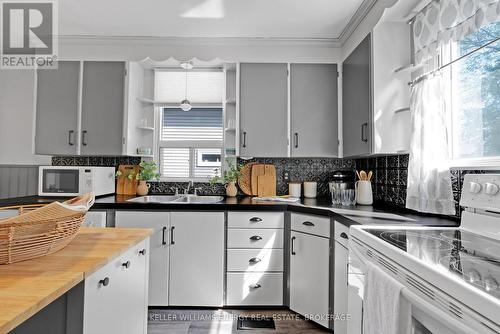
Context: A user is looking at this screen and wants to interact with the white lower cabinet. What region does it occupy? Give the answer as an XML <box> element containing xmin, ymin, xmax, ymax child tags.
<box><xmin>115</xmin><ymin>211</ymin><xmax>170</xmax><ymax>306</ymax></box>
<box><xmin>334</xmin><ymin>221</ymin><xmax>349</xmax><ymax>334</ymax></box>
<box><xmin>290</xmin><ymin>230</ymin><xmax>330</xmax><ymax>328</ymax></box>
<box><xmin>83</xmin><ymin>239</ymin><xmax>149</xmax><ymax>334</ymax></box>
<box><xmin>169</xmin><ymin>211</ymin><xmax>225</xmax><ymax>306</ymax></box>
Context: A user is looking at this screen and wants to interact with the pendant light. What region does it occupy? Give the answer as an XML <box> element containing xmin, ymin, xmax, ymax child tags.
<box><xmin>180</xmin><ymin>62</ymin><xmax>192</xmax><ymax>111</ymax></box>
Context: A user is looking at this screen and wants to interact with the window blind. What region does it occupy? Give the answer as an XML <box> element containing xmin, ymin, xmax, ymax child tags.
<box><xmin>160</xmin><ymin>148</ymin><xmax>190</xmax><ymax>178</ymax></box>
<box><xmin>155</xmin><ymin>70</ymin><xmax>223</xmax><ymax>103</ymax></box>
<box><xmin>161</xmin><ymin>108</ymin><xmax>223</xmax><ymax>142</ymax></box>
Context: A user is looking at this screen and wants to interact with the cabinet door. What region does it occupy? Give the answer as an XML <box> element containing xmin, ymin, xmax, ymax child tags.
<box><xmin>290</xmin><ymin>231</ymin><xmax>330</xmax><ymax>328</ymax></box>
<box><xmin>290</xmin><ymin>64</ymin><xmax>338</xmax><ymax>157</ymax></box>
<box><xmin>334</xmin><ymin>241</ymin><xmax>348</xmax><ymax>334</ymax></box>
<box><xmin>240</xmin><ymin>63</ymin><xmax>288</xmax><ymax>157</ymax></box>
<box><xmin>169</xmin><ymin>212</ymin><xmax>224</xmax><ymax>306</ymax></box>
<box><xmin>342</xmin><ymin>34</ymin><xmax>371</xmax><ymax>157</ymax></box>
<box><xmin>81</xmin><ymin>61</ymin><xmax>125</xmax><ymax>155</ymax></box>
<box><xmin>35</xmin><ymin>61</ymin><xmax>79</xmax><ymax>155</ymax></box>
<box><xmin>115</xmin><ymin>211</ymin><xmax>170</xmax><ymax>306</ymax></box>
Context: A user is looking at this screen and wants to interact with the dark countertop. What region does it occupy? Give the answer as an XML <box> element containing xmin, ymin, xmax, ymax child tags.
<box><xmin>0</xmin><ymin>195</ymin><xmax>459</xmax><ymax>228</ymax></box>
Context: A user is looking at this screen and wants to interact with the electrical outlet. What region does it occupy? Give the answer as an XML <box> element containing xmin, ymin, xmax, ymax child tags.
<box><xmin>283</xmin><ymin>170</ymin><xmax>290</xmax><ymax>181</ymax></box>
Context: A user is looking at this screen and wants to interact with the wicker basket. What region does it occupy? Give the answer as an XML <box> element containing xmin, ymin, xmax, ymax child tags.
<box><xmin>0</xmin><ymin>193</ymin><xmax>95</xmax><ymax>265</ymax></box>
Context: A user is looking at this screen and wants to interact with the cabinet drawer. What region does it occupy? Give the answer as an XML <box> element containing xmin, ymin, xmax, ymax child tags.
<box><xmin>227</xmin><ymin>249</ymin><xmax>283</xmax><ymax>272</ymax></box>
<box><xmin>334</xmin><ymin>221</ymin><xmax>349</xmax><ymax>248</ymax></box>
<box><xmin>291</xmin><ymin>213</ymin><xmax>330</xmax><ymax>238</ymax></box>
<box><xmin>227</xmin><ymin>229</ymin><xmax>283</xmax><ymax>249</ymax></box>
<box><xmin>228</xmin><ymin>212</ymin><xmax>284</xmax><ymax>229</ymax></box>
<box><xmin>226</xmin><ymin>272</ymin><xmax>283</xmax><ymax>306</ymax></box>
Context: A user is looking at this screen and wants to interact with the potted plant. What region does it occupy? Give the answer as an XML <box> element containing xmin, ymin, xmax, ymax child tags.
<box><xmin>135</xmin><ymin>161</ymin><xmax>160</xmax><ymax>196</ymax></box>
<box><xmin>210</xmin><ymin>161</ymin><xmax>241</xmax><ymax>197</ymax></box>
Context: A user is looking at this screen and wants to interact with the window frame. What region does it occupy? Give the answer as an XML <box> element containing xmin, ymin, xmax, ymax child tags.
<box><xmin>442</xmin><ymin>26</ymin><xmax>500</xmax><ymax>168</ymax></box>
<box><xmin>156</xmin><ymin>107</ymin><xmax>223</xmax><ymax>182</ymax></box>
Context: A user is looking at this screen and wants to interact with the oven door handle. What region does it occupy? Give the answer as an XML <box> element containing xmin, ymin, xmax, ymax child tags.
<box><xmin>401</xmin><ymin>288</ymin><xmax>478</xmax><ymax>334</ymax></box>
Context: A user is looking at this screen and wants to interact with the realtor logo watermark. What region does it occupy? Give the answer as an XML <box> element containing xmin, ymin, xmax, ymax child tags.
<box><xmin>0</xmin><ymin>0</ymin><xmax>58</xmax><ymax>68</ymax></box>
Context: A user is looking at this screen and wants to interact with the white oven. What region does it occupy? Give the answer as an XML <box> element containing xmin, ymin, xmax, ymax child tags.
<box><xmin>347</xmin><ymin>237</ymin><xmax>488</xmax><ymax>334</ymax></box>
<box><xmin>38</xmin><ymin>166</ymin><xmax>115</xmax><ymax>197</ymax></box>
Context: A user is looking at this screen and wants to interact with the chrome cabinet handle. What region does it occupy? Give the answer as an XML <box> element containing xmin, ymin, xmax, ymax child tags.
<box><xmin>68</xmin><ymin>130</ymin><xmax>75</xmax><ymax>146</ymax></box>
<box><xmin>294</xmin><ymin>132</ymin><xmax>299</xmax><ymax>148</ymax></box>
<box><xmin>249</xmin><ymin>257</ymin><xmax>261</xmax><ymax>264</ymax></box>
<box><xmin>99</xmin><ymin>277</ymin><xmax>110</xmax><ymax>287</ymax></box>
<box><xmin>242</xmin><ymin>131</ymin><xmax>247</xmax><ymax>148</ymax></box>
<box><xmin>139</xmin><ymin>249</ymin><xmax>147</xmax><ymax>255</ymax></box>
<box><xmin>291</xmin><ymin>236</ymin><xmax>296</xmax><ymax>255</ymax></box>
<box><xmin>122</xmin><ymin>260</ymin><xmax>131</xmax><ymax>269</ymax></box>
<box><xmin>82</xmin><ymin>130</ymin><xmax>88</xmax><ymax>146</ymax></box>
<box><xmin>249</xmin><ymin>235</ymin><xmax>262</xmax><ymax>241</ymax></box>
<box><xmin>162</xmin><ymin>226</ymin><xmax>167</xmax><ymax>245</ymax></box>
<box><xmin>340</xmin><ymin>232</ymin><xmax>349</xmax><ymax>240</ymax></box>
<box><xmin>170</xmin><ymin>226</ymin><xmax>175</xmax><ymax>245</ymax></box>
<box><xmin>249</xmin><ymin>217</ymin><xmax>262</xmax><ymax>223</ymax></box>
<box><xmin>249</xmin><ymin>283</ymin><xmax>261</xmax><ymax>289</ymax></box>
<box><xmin>302</xmin><ymin>221</ymin><xmax>315</xmax><ymax>227</ymax></box>
<box><xmin>361</xmin><ymin>123</ymin><xmax>368</xmax><ymax>142</ymax></box>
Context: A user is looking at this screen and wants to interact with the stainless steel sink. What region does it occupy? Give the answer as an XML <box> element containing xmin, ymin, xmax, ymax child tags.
<box><xmin>126</xmin><ymin>195</ymin><xmax>224</xmax><ymax>204</ymax></box>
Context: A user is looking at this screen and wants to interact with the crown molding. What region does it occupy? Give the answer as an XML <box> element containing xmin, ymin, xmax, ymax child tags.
<box><xmin>59</xmin><ymin>35</ymin><xmax>342</xmax><ymax>48</ymax></box>
<box><xmin>338</xmin><ymin>0</ymin><xmax>379</xmax><ymax>44</ymax></box>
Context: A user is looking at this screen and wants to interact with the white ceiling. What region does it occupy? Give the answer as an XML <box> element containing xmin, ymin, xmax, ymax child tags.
<box><xmin>59</xmin><ymin>0</ymin><xmax>365</xmax><ymax>39</ymax></box>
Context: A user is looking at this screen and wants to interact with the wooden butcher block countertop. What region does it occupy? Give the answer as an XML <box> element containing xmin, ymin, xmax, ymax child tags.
<box><xmin>0</xmin><ymin>227</ymin><xmax>153</xmax><ymax>334</ymax></box>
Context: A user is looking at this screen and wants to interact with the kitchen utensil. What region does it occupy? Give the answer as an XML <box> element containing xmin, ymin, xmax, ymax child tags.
<box><xmin>367</xmin><ymin>171</ymin><xmax>373</xmax><ymax>181</ymax></box>
<box><xmin>356</xmin><ymin>180</ymin><xmax>373</xmax><ymax>205</ymax></box>
<box><xmin>117</xmin><ymin>165</ymin><xmax>140</xmax><ymax>195</ymax></box>
<box><xmin>251</xmin><ymin>164</ymin><xmax>266</xmax><ymax>195</ymax></box>
<box><xmin>359</xmin><ymin>170</ymin><xmax>367</xmax><ymax>181</ymax></box>
<box><xmin>356</xmin><ymin>170</ymin><xmax>361</xmax><ymax>181</ymax></box>
<box><xmin>257</xmin><ymin>165</ymin><xmax>276</xmax><ymax>197</ymax></box>
<box><xmin>303</xmin><ymin>181</ymin><xmax>317</xmax><ymax>198</ymax></box>
<box><xmin>289</xmin><ymin>182</ymin><xmax>301</xmax><ymax>198</ymax></box>
<box><xmin>341</xmin><ymin>189</ymin><xmax>356</xmax><ymax>206</ymax></box>
<box><xmin>238</xmin><ymin>162</ymin><xmax>257</xmax><ymax>196</ymax></box>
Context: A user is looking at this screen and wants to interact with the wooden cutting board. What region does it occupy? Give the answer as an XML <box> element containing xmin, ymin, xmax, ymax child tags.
<box><xmin>257</xmin><ymin>165</ymin><xmax>276</xmax><ymax>197</ymax></box>
<box><xmin>116</xmin><ymin>165</ymin><xmax>140</xmax><ymax>195</ymax></box>
<box><xmin>251</xmin><ymin>164</ymin><xmax>266</xmax><ymax>195</ymax></box>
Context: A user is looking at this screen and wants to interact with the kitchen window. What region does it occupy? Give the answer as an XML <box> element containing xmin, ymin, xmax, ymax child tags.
<box><xmin>159</xmin><ymin>108</ymin><xmax>223</xmax><ymax>179</ymax></box>
<box><xmin>155</xmin><ymin>68</ymin><xmax>224</xmax><ymax>180</ymax></box>
<box><xmin>448</xmin><ymin>22</ymin><xmax>500</xmax><ymax>165</ymax></box>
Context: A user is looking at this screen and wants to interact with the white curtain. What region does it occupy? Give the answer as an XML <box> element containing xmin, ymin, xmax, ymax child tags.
<box><xmin>406</xmin><ymin>73</ymin><xmax>456</xmax><ymax>215</ymax></box>
<box><xmin>413</xmin><ymin>0</ymin><xmax>500</xmax><ymax>64</ymax></box>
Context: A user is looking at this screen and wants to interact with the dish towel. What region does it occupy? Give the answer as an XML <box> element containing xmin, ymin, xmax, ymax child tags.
<box><xmin>363</xmin><ymin>261</ymin><xmax>411</xmax><ymax>334</ymax></box>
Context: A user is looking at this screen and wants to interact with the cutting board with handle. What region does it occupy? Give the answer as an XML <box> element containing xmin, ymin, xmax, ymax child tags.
<box><xmin>116</xmin><ymin>165</ymin><xmax>140</xmax><ymax>195</ymax></box>
<box><xmin>251</xmin><ymin>164</ymin><xmax>266</xmax><ymax>195</ymax></box>
<box><xmin>257</xmin><ymin>165</ymin><xmax>277</xmax><ymax>197</ymax></box>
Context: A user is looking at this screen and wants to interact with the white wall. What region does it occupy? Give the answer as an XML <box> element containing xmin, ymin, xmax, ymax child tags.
<box><xmin>0</xmin><ymin>70</ymin><xmax>51</xmax><ymax>165</ymax></box>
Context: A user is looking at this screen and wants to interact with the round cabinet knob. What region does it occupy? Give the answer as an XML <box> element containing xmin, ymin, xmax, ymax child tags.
<box><xmin>485</xmin><ymin>182</ymin><xmax>499</xmax><ymax>196</ymax></box>
<box><xmin>469</xmin><ymin>182</ymin><xmax>482</xmax><ymax>194</ymax></box>
<box><xmin>99</xmin><ymin>277</ymin><xmax>110</xmax><ymax>287</ymax></box>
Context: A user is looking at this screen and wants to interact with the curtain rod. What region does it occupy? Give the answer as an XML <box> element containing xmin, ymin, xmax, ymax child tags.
<box><xmin>409</xmin><ymin>35</ymin><xmax>500</xmax><ymax>87</ymax></box>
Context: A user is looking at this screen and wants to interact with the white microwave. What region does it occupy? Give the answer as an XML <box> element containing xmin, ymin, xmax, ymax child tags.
<box><xmin>38</xmin><ymin>166</ymin><xmax>115</xmax><ymax>197</ymax></box>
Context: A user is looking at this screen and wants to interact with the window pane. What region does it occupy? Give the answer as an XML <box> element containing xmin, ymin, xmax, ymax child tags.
<box><xmin>161</xmin><ymin>148</ymin><xmax>190</xmax><ymax>178</ymax></box>
<box><xmin>452</xmin><ymin>23</ymin><xmax>500</xmax><ymax>159</ymax></box>
<box><xmin>161</xmin><ymin>108</ymin><xmax>223</xmax><ymax>141</ymax></box>
<box><xmin>155</xmin><ymin>70</ymin><xmax>223</xmax><ymax>103</ymax></box>
<box><xmin>194</xmin><ymin>148</ymin><xmax>221</xmax><ymax>179</ymax></box>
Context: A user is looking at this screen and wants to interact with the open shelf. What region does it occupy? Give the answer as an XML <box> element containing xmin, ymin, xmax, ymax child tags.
<box><xmin>224</xmin><ymin>127</ymin><xmax>236</xmax><ymax>132</ymax></box>
<box><xmin>225</xmin><ymin>99</ymin><xmax>236</xmax><ymax>104</ymax></box>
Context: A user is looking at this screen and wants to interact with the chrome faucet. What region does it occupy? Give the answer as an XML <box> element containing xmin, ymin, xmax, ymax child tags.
<box><xmin>184</xmin><ymin>180</ymin><xmax>194</xmax><ymax>194</ymax></box>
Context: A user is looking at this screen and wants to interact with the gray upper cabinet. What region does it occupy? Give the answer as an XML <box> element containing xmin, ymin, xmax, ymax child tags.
<box><xmin>290</xmin><ymin>64</ymin><xmax>338</xmax><ymax>157</ymax></box>
<box><xmin>81</xmin><ymin>61</ymin><xmax>125</xmax><ymax>155</ymax></box>
<box><xmin>35</xmin><ymin>61</ymin><xmax>80</xmax><ymax>155</ymax></box>
<box><xmin>240</xmin><ymin>63</ymin><xmax>288</xmax><ymax>157</ymax></box>
<box><xmin>342</xmin><ymin>34</ymin><xmax>371</xmax><ymax>157</ymax></box>
<box><xmin>35</xmin><ymin>61</ymin><xmax>125</xmax><ymax>156</ymax></box>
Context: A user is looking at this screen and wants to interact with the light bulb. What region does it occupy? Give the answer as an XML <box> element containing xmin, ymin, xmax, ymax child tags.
<box><xmin>180</xmin><ymin>99</ymin><xmax>192</xmax><ymax>111</ymax></box>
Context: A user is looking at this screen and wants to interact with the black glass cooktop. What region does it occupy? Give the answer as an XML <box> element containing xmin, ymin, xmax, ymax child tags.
<box><xmin>364</xmin><ymin>228</ymin><xmax>500</xmax><ymax>299</ymax></box>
